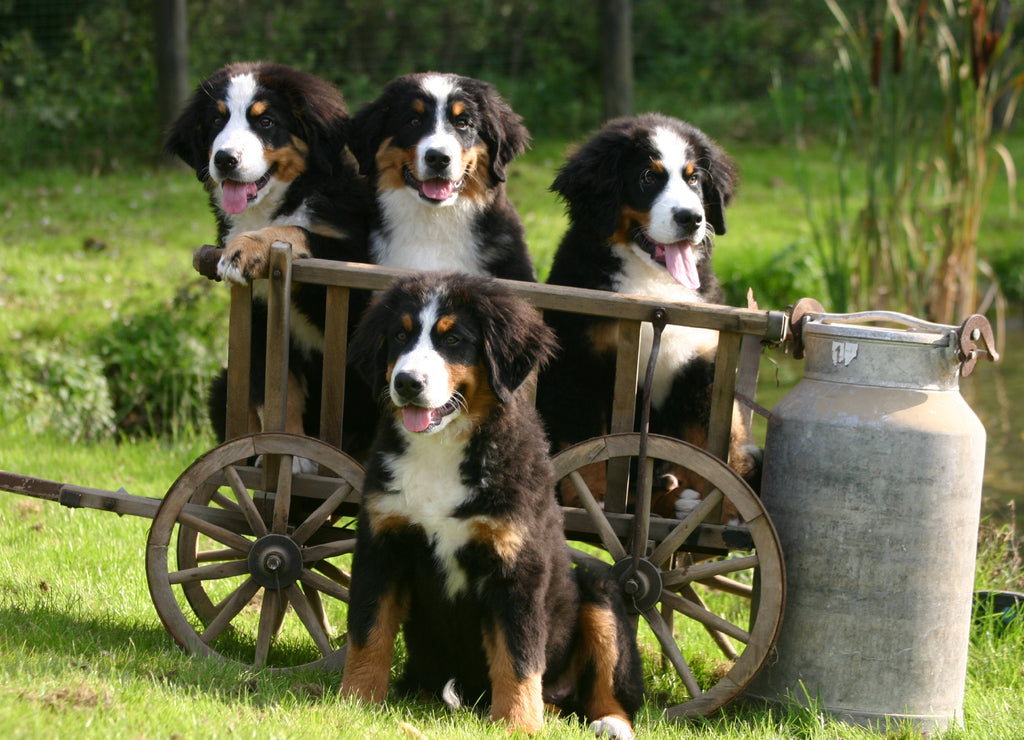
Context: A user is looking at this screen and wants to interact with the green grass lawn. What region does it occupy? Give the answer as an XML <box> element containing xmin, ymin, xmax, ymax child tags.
<box><xmin>1</xmin><ymin>138</ymin><xmax>1022</xmax><ymax>738</ymax></box>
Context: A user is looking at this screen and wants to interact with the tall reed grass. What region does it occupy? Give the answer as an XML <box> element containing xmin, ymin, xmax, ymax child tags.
<box><xmin>787</xmin><ymin>0</ymin><xmax>1021</xmax><ymax>323</ymax></box>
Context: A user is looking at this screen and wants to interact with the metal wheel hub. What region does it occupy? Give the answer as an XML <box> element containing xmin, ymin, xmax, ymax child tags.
<box><xmin>247</xmin><ymin>533</ymin><xmax>303</xmax><ymax>588</ymax></box>
<box><xmin>611</xmin><ymin>557</ymin><xmax>663</xmax><ymax>614</ymax></box>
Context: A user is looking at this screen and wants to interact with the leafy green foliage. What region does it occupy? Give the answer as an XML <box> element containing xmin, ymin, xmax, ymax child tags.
<box><xmin>1</xmin><ymin>0</ymin><xmax>867</xmax><ymax>170</ymax></box>
<box><xmin>0</xmin><ymin>340</ymin><xmax>115</xmax><ymax>443</ymax></box>
<box><xmin>92</xmin><ymin>279</ymin><xmax>226</xmax><ymax>438</ymax></box>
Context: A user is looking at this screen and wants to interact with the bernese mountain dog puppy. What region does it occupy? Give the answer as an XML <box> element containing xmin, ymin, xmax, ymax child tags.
<box><xmin>165</xmin><ymin>61</ymin><xmax>374</xmax><ymax>457</ymax></box>
<box><xmin>347</xmin><ymin>72</ymin><xmax>536</xmax><ymax>281</ymax></box>
<box><xmin>536</xmin><ymin>113</ymin><xmax>759</xmax><ymax>517</ymax></box>
<box><xmin>342</xmin><ymin>273</ymin><xmax>644</xmax><ymax>738</ymax></box>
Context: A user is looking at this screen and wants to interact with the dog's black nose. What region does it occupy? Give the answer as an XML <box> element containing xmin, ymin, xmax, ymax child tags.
<box><xmin>424</xmin><ymin>148</ymin><xmax>451</xmax><ymax>173</ymax></box>
<box><xmin>672</xmin><ymin>208</ymin><xmax>703</xmax><ymax>231</ymax></box>
<box><xmin>213</xmin><ymin>149</ymin><xmax>239</xmax><ymax>172</ymax></box>
<box><xmin>393</xmin><ymin>371</ymin><xmax>425</xmax><ymax>400</ymax></box>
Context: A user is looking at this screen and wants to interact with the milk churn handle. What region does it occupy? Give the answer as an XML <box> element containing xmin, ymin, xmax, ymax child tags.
<box><xmin>787</xmin><ymin>298</ymin><xmax>999</xmax><ymax>375</ymax></box>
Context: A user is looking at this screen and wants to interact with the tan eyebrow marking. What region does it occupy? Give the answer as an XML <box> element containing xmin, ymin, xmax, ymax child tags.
<box><xmin>436</xmin><ymin>315</ymin><xmax>456</xmax><ymax>334</ymax></box>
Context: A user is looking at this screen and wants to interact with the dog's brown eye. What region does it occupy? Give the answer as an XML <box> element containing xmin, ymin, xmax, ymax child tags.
<box><xmin>408</xmin><ymin>116</ymin><xmax>421</xmax><ymax>128</ymax></box>
<box><xmin>258</xmin><ymin>116</ymin><xmax>274</xmax><ymax>129</ymax></box>
<box><xmin>394</xmin><ymin>330</ymin><xmax>408</xmax><ymax>343</ymax></box>
<box><xmin>444</xmin><ymin>334</ymin><xmax>460</xmax><ymax>345</ymax></box>
<box><xmin>640</xmin><ymin>170</ymin><xmax>655</xmax><ymax>185</ymax></box>
<box><xmin>687</xmin><ymin>173</ymin><xmax>700</xmax><ymax>186</ymax></box>
<box><xmin>454</xmin><ymin>118</ymin><xmax>470</xmax><ymax>131</ymax></box>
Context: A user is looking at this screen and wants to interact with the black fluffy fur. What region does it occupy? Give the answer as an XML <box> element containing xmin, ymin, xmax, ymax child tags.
<box><xmin>165</xmin><ymin>62</ymin><xmax>374</xmax><ymax>449</ymax></box>
<box><xmin>343</xmin><ymin>273</ymin><xmax>644</xmax><ymax>730</ymax></box>
<box><xmin>347</xmin><ymin>72</ymin><xmax>536</xmax><ymax>282</ymax></box>
<box><xmin>536</xmin><ymin>115</ymin><xmax>756</xmax><ymax>505</ymax></box>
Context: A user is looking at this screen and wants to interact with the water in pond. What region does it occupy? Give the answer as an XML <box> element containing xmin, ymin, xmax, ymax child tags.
<box><xmin>960</xmin><ymin>318</ymin><xmax>1023</xmax><ymax>529</ymax></box>
<box><xmin>753</xmin><ymin>318</ymin><xmax>1021</xmax><ymax>530</ymax></box>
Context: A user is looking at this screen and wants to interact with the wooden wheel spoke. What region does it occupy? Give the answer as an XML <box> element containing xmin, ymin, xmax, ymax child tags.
<box><xmin>271</xmin><ymin>455</ymin><xmax>293</xmax><ymax>534</ymax></box>
<box><xmin>631</xmin><ymin>455</ymin><xmax>656</xmax><ymax>557</ymax></box>
<box><xmin>567</xmin><ymin>470</ymin><xmax>627</xmax><ymax>561</ymax></box>
<box><xmin>661</xmin><ymin>589</ymin><xmax>749</xmax><ymax>644</ymax></box>
<box><xmin>224</xmin><ymin>464</ymin><xmax>268</xmax><ymax>538</ymax></box>
<box><xmin>642</xmin><ymin>606</ymin><xmax>703</xmax><ymax>699</ymax></box>
<box><xmin>678</xmin><ymin>583</ymin><xmax>739</xmax><ymax>660</ymax></box>
<box><xmin>649</xmin><ymin>489</ymin><xmax>725</xmax><ymax>567</ymax></box>
<box><xmin>696</xmin><ymin>574</ymin><xmax>754</xmax><ymax>598</ymax></box>
<box><xmin>662</xmin><ymin>554</ymin><xmax>759</xmax><ymax>589</ymax></box>
<box><xmin>178</xmin><ymin>510</ymin><xmax>253</xmax><ymax>553</ymax></box>
<box><xmin>168</xmin><ymin>559</ymin><xmax>250</xmax><ymax>585</ymax></box>
<box><xmin>200</xmin><ymin>578</ymin><xmax>261</xmax><ymax>643</ymax></box>
<box><xmin>283</xmin><ymin>584</ymin><xmax>333</xmax><ymax>656</ymax></box>
<box><xmin>312</xmin><ymin>560</ymin><xmax>351</xmax><ymax>590</ymax></box>
<box><xmin>195</xmin><ymin>546</ymin><xmax>248</xmax><ymax>563</ymax></box>
<box><xmin>255</xmin><ymin>588</ymin><xmax>283</xmax><ymax>669</ymax></box>
<box><xmin>210</xmin><ymin>490</ymin><xmax>240</xmax><ymax>511</ymax></box>
<box><xmin>300</xmin><ymin>568</ymin><xmax>349</xmax><ymax>602</ymax></box>
<box><xmin>291</xmin><ymin>483</ymin><xmax>354</xmax><ymax>544</ymax></box>
<box><xmin>301</xmin><ymin>539</ymin><xmax>355</xmax><ymax>562</ymax></box>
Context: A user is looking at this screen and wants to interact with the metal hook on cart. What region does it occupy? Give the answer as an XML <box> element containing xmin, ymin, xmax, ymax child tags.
<box><xmin>625</xmin><ymin>308</ymin><xmax>668</xmax><ymax>583</ymax></box>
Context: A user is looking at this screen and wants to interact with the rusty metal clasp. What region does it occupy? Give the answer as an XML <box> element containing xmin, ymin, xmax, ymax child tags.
<box><xmin>956</xmin><ymin>314</ymin><xmax>999</xmax><ymax>377</ymax></box>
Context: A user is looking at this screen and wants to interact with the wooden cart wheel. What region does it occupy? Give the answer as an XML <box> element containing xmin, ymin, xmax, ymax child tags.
<box><xmin>146</xmin><ymin>433</ymin><xmax>363</xmax><ymax>671</ymax></box>
<box><xmin>552</xmin><ymin>432</ymin><xmax>785</xmax><ymax>718</ymax></box>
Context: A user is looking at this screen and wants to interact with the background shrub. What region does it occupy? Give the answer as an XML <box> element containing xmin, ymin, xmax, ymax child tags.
<box><xmin>92</xmin><ymin>279</ymin><xmax>226</xmax><ymax>439</ymax></box>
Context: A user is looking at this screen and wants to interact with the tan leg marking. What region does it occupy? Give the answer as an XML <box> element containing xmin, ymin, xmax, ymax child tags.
<box><xmin>577</xmin><ymin>604</ymin><xmax>632</xmax><ymax>731</ymax></box>
<box><xmin>483</xmin><ymin>624</ymin><xmax>545</xmax><ymax>733</ymax></box>
<box><xmin>340</xmin><ymin>588</ymin><xmax>407</xmax><ymax>703</ymax></box>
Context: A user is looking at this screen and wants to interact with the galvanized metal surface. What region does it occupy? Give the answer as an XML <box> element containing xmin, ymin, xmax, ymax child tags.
<box><xmin>746</xmin><ymin>314</ymin><xmax>988</xmax><ymax>733</ymax></box>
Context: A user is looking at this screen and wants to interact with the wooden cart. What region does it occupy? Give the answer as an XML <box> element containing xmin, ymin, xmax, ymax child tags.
<box><xmin>0</xmin><ymin>241</ymin><xmax>791</xmax><ymax>720</ymax></box>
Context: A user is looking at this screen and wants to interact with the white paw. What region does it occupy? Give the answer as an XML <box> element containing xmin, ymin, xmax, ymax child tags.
<box><xmin>292</xmin><ymin>456</ymin><xmax>318</xmax><ymax>475</ymax></box>
<box><xmin>740</xmin><ymin>443</ymin><xmax>763</xmax><ymax>466</ymax></box>
<box><xmin>216</xmin><ymin>255</ymin><xmax>247</xmax><ymax>285</ymax></box>
<box><xmin>589</xmin><ymin>716</ymin><xmax>634</xmax><ymax>739</ymax></box>
<box><xmin>254</xmin><ymin>454</ymin><xmax>318</xmax><ymax>475</ymax></box>
<box><xmin>673</xmin><ymin>488</ymin><xmax>702</xmax><ymax>519</ymax></box>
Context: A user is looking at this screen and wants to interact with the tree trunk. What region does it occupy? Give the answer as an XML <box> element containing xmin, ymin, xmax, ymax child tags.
<box><xmin>154</xmin><ymin>0</ymin><xmax>190</xmax><ymax>163</ymax></box>
<box><xmin>601</xmin><ymin>0</ymin><xmax>633</xmax><ymax>121</ymax></box>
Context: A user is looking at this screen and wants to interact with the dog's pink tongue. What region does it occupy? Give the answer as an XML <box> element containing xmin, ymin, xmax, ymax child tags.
<box><xmin>664</xmin><ymin>243</ymin><xmax>701</xmax><ymax>290</ymax></box>
<box><xmin>222</xmin><ymin>180</ymin><xmax>257</xmax><ymax>214</ymax></box>
<box><xmin>401</xmin><ymin>406</ymin><xmax>434</xmax><ymax>433</ymax></box>
<box><xmin>420</xmin><ymin>178</ymin><xmax>455</xmax><ymax>201</ymax></box>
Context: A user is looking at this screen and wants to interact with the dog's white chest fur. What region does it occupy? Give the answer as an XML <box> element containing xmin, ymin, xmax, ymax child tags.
<box><xmin>375</xmin><ymin>423</ymin><xmax>478</xmax><ymax>598</ymax></box>
<box><xmin>371</xmin><ymin>192</ymin><xmax>485</xmax><ymax>274</ymax></box>
<box><xmin>612</xmin><ymin>245</ymin><xmax>718</xmax><ymax>407</ymax></box>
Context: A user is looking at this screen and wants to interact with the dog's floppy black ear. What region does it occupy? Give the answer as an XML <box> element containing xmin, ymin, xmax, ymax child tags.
<box><xmin>348</xmin><ymin>95</ymin><xmax>391</xmax><ymax>178</ymax></box>
<box><xmin>474</xmin><ymin>81</ymin><xmax>530</xmax><ymax>185</ymax></box>
<box><xmin>349</xmin><ymin>294</ymin><xmax>394</xmax><ymax>397</ymax></box>
<box><xmin>551</xmin><ymin>123</ymin><xmax>633</xmax><ymax>238</ymax></box>
<box><xmin>284</xmin><ymin>68</ymin><xmax>350</xmax><ymax>177</ymax></box>
<box><xmin>164</xmin><ymin>90</ymin><xmax>214</xmax><ymax>179</ymax></box>
<box><xmin>476</xmin><ymin>285</ymin><xmax>558</xmax><ymax>402</ymax></box>
<box><xmin>701</xmin><ymin>141</ymin><xmax>737</xmax><ymax>237</ymax></box>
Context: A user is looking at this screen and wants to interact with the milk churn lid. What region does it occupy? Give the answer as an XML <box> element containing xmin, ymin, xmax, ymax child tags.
<box><xmin>787</xmin><ymin>300</ymin><xmax>999</xmax><ymax>390</ymax></box>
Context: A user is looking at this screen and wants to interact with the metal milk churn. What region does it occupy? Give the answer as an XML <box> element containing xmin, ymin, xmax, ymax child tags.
<box><xmin>746</xmin><ymin>300</ymin><xmax>998</xmax><ymax>732</ymax></box>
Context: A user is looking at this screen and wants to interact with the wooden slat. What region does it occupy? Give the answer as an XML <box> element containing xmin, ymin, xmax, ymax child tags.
<box><xmin>707</xmin><ymin>331</ymin><xmax>742</xmax><ymax>461</ymax></box>
<box><xmin>225</xmin><ymin>283</ymin><xmax>253</xmax><ymax>440</ymax></box>
<box><xmin>292</xmin><ymin>260</ymin><xmax>788</xmax><ymax>341</ymax></box>
<box><xmin>606</xmin><ymin>320</ymin><xmax>641</xmax><ymax>513</ymax></box>
<box><xmin>263</xmin><ymin>244</ymin><xmax>293</xmax><ymax>434</ymax></box>
<box><xmin>319</xmin><ymin>285</ymin><xmax>350</xmax><ymax>449</ymax></box>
